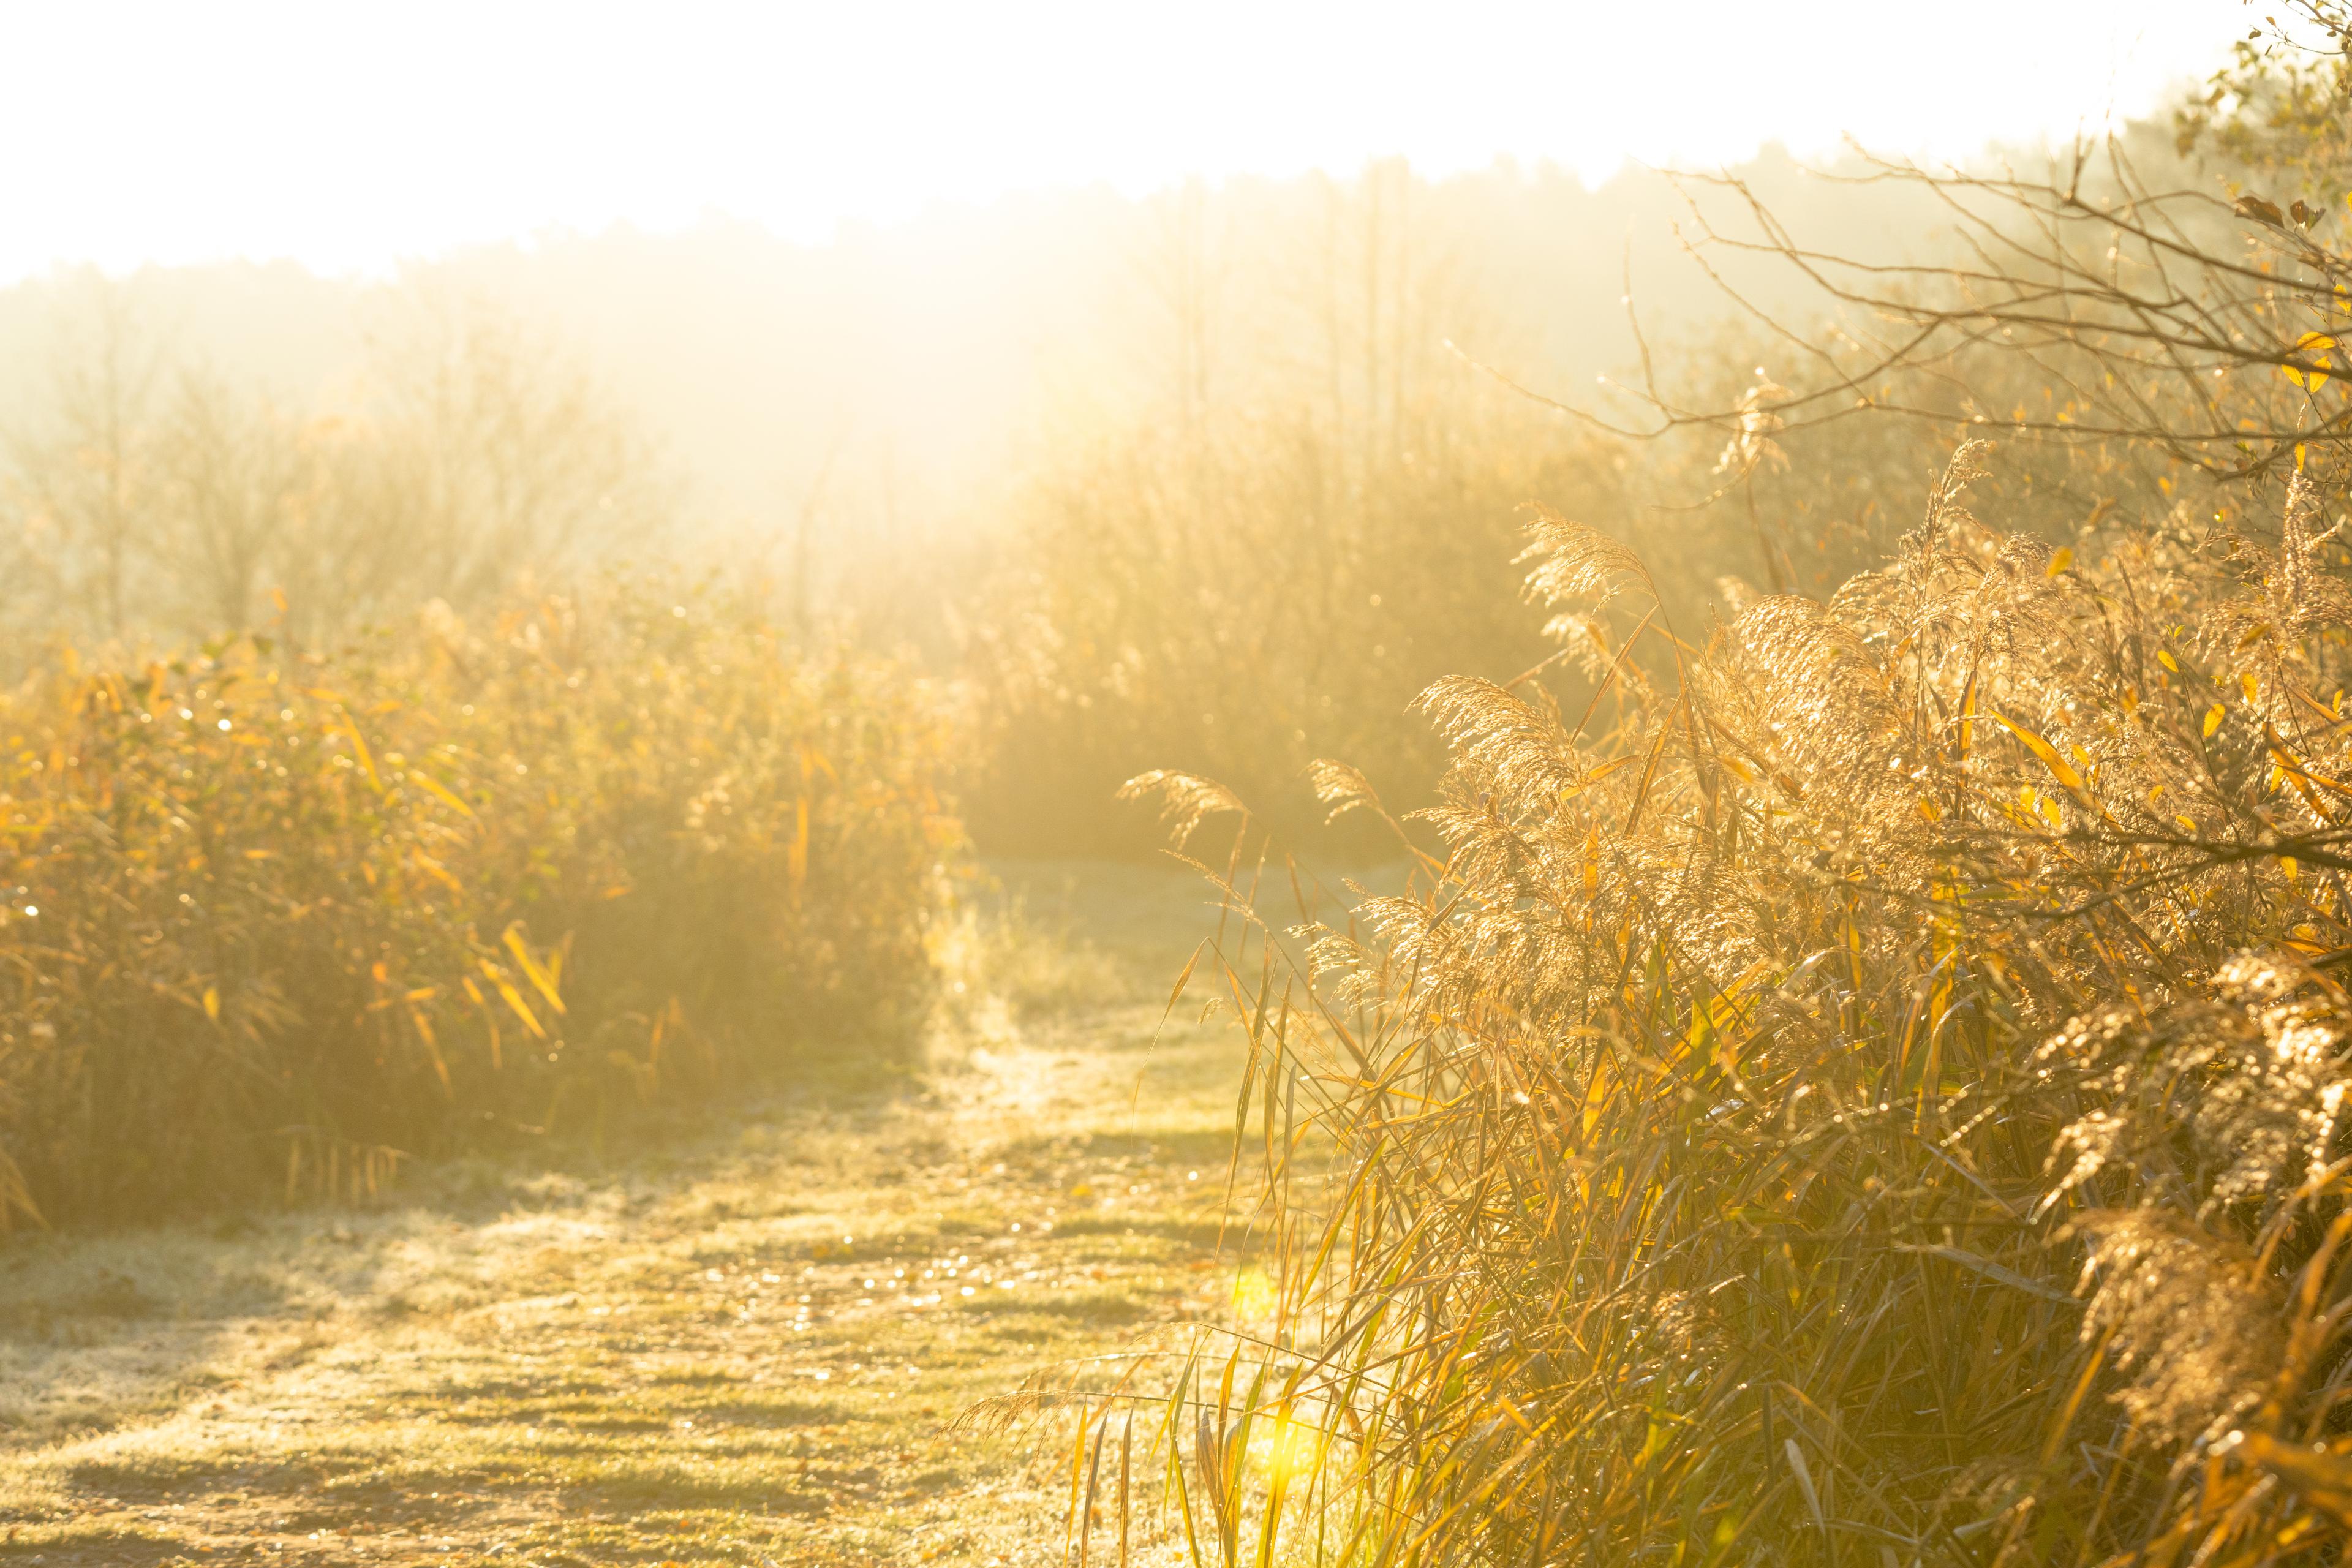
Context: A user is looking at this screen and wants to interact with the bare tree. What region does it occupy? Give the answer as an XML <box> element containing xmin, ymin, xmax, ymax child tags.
<box><xmin>153</xmin><ymin>371</ymin><xmax>321</xmax><ymax>631</ymax></box>
<box><xmin>1</xmin><ymin>286</ymin><xmax>667</xmax><ymax>646</ymax></box>
<box><xmin>354</xmin><ymin>293</ymin><xmax>668</xmax><ymax>611</ymax></box>
<box><xmin>1449</xmin><ymin>6</ymin><xmax>2352</xmax><ymax>522</ymax></box>
<box><xmin>4</xmin><ymin>282</ymin><xmax>165</xmax><ymax>640</ymax></box>
<box><xmin>1132</xmin><ymin>175</ymin><xmax>1227</xmax><ymax>443</ymax></box>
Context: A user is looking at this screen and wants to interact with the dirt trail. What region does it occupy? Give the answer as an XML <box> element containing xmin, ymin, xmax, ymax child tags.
<box><xmin>0</xmin><ymin>864</ymin><xmax>1242</xmax><ymax>1567</ymax></box>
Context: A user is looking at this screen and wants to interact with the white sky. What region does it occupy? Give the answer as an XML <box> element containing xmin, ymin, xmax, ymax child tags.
<box><xmin>2</xmin><ymin>0</ymin><xmax>2247</xmax><ymax>282</ymax></box>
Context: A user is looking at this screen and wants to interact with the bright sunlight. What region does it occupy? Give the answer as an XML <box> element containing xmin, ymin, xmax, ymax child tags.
<box><xmin>7</xmin><ymin>4</ymin><xmax>2352</xmax><ymax>1565</ymax></box>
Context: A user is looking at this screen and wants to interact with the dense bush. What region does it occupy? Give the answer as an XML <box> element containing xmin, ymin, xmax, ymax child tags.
<box><xmin>1078</xmin><ymin>451</ymin><xmax>2352</xmax><ymax>1564</ymax></box>
<box><xmin>0</xmin><ymin>582</ymin><xmax>956</xmax><ymax>1225</ymax></box>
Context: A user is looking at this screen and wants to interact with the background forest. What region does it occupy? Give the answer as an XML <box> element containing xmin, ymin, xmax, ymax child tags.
<box><xmin>0</xmin><ymin>140</ymin><xmax>2001</xmax><ymax>851</ymax></box>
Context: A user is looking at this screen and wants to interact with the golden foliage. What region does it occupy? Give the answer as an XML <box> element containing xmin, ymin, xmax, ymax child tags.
<box><xmin>0</xmin><ymin>580</ymin><xmax>956</xmax><ymax>1224</ymax></box>
<box><xmin>1052</xmin><ymin>451</ymin><xmax>2352</xmax><ymax>1564</ymax></box>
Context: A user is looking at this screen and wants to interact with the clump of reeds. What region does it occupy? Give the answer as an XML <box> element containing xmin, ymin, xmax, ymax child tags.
<box><xmin>0</xmin><ymin>578</ymin><xmax>957</xmax><ymax>1226</ymax></box>
<box><xmin>957</xmin><ymin>404</ymin><xmax>1619</xmax><ymax>856</ymax></box>
<box><xmin>1012</xmin><ymin>449</ymin><xmax>2352</xmax><ymax>1564</ymax></box>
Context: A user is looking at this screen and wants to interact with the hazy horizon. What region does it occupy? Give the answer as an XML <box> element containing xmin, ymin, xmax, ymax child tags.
<box><xmin>9</xmin><ymin>0</ymin><xmax>2244</xmax><ymax>284</ymax></box>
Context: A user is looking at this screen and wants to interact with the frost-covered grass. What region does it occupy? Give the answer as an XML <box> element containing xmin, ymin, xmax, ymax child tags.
<box><xmin>0</xmin><ymin>862</ymin><xmax>1239</xmax><ymax>1567</ymax></box>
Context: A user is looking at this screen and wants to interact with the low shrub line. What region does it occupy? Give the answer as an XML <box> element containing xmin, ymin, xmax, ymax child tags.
<box><xmin>0</xmin><ymin>580</ymin><xmax>959</xmax><ymax>1226</ymax></box>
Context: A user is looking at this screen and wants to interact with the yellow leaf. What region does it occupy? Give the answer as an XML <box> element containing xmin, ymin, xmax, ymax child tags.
<box><xmin>410</xmin><ymin>1009</ymin><xmax>451</xmax><ymax>1093</ymax></box>
<box><xmin>409</xmin><ymin>850</ymin><xmax>462</xmax><ymax>895</ymax></box>
<box><xmin>2285</xmin><ymin>331</ymin><xmax>2337</xmax><ymax>391</ymax></box>
<box><xmin>339</xmin><ymin>714</ymin><xmax>382</xmax><ymax>791</ymax></box>
<box><xmin>2046</xmin><ymin>547</ymin><xmax>2073</xmax><ymax>577</ymax></box>
<box><xmin>1990</xmin><ymin>714</ymin><xmax>2089</xmax><ymax>797</ymax></box>
<box><xmin>2242</xmin><ymin>673</ymin><xmax>2261</xmax><ymax>703</ymax></box>
<box><xmin>202</xmin><ymin>987</ymin><xmax>220</xmax><ymax>1023</ymax></box>
<box><xmin>2204</xmin><ymin>704</ymin><xmax>2226</xmax><ymax>737</ymax></box>
<box><xmin>2264</xmin><ymin>727</ymin><xmax>2352</xmax><ymax>810</ymax></box>
<box><xmin>484</xmin><ymin>967</ymin><xmax>548</xmax><ymax>1040</ymax></box>
<box><xmin>501</xmin><ymin>922</ymin><xmax>567</xmax><ymax>1018</ymax></box>
<box><xmin>405</xmin><ymin>769</ymin><xmax>475</xmax><ymax>820</ymax></box>
<box><xmin>2158</xmin><ymin>649</ymin><xmax>2179</xmax><ymax>672</ymax></box>
<box><xmin>2238</xmin><ymin>1430</ymin><xmax>2352</xmax><ymax>1529</ymax></box>
<box><xmin>786</xmin><ymin>796</ymin><xmax>810</xmax><ymax>902</ymax></box>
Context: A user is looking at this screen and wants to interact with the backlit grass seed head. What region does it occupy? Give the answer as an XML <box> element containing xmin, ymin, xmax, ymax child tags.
<box><xmin>1115</xmin><ymin>769</ymin><xmax>1246</xmax><ymax>850</ymax></box>
<box><xmin>1068</xmin><ymin>453</ymin><xmax>2352</xmax><ymax>1565</ymax></box>
<box><xmin>2070</xmin><ymin>1208</ymin><xmax>2285</xmax><ymax>1447</ymax></box>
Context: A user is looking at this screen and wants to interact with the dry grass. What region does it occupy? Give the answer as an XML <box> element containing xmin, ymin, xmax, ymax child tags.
<box><xmin>0</xmin><ymin>862</ymin><xmax>1248</xmax><ymax>1567</ymax></box>
<box><xmin>932</xmin><ymin>870</ymin><xmax>1136</xmax><ymax>1027</ymax></box>
<box><xmin>0</xmin><ymin>578</ymin><xmax>955</xmax><ymax>1224</ymax></box>
<box><xmin>959</xmin><ymin>404</ymin><xmax>1617</xmax><ymax>854</ymax></box>
<box><xmin>1055</xmin><ymin>450</ymin><xmax>2352</xmax><ymax>1565</ymax></box>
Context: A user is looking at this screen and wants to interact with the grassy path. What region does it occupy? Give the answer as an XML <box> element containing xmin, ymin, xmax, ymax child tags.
<box><xmin>0</xmin><ymin>864</ymin><xmax>1244</xmax><ymax>1567</ymax></box>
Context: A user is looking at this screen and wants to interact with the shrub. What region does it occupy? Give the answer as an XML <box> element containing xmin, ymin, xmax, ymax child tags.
<box><xmin>0</xmin><ymin>579</ymin><xmax>957</xmax><ymax>1225</ymax></box>
<box><xmin>1071</xmin><ymin>450</ymin><xmax>2352</xmax><ymax>1564</ymax></box>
